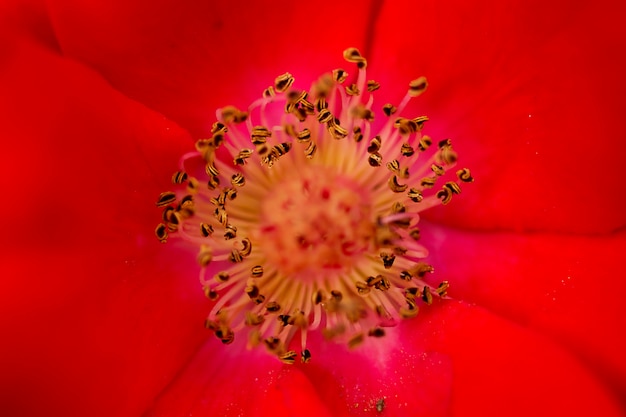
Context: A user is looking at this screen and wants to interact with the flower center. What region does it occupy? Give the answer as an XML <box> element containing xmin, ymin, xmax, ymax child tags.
<box><xmin>154</xmin><ymin>48</ymin><xmax>473</xmax><ymax>364</ymax></box>
<box><xmin>258</xmin><ymin>168</ymin><xmax>374</xmax><ymax>276</ymax></box>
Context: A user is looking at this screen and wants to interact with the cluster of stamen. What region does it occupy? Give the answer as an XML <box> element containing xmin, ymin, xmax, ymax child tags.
<box><xmin>155</xmin><ymin>47</ymin><xmax>473</xmax><ymax>363</ymax></box>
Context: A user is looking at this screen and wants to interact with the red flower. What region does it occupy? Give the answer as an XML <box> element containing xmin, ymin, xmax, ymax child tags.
<box><xmin>1</xmin><ymin>1</ymin><xmax>624</xmax><ymax>416</ymax></box>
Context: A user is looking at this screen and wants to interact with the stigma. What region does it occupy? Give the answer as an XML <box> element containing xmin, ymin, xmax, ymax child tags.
<box><xmin>155</xmin><ymin>48</ymin><xmax>473</xmax><ymax>364</ymax></box>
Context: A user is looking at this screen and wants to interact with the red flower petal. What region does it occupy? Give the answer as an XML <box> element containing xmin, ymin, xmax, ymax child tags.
<box><xmin>0</xmin><ymin>36</ymin><xmax>206</xmax><ymax>417</ymax></box>
<box><xmin>46</xmin><ymin>0</ymin><xmax>378</xmax><ymax>137</ymax></box>
<box><xmin>142</xmin><ymin>340</ymin><xmax>342</xmax><ymax>417</ymax></box>
<box><xmin>0</xmin><ymin>0</ymin><xmax>59</xmax><ymax>50</ymax></box>
<box><xmin>146</xmin><ymin>306</ymin><xmax>453</xmax><ymax>417</ymax></box>
<box><xmin>47</xmin><ymin>0</ymin><xmax>626</xmax><ymax>234</ymax></box>
<box><xmin>147</xmin><ymin>301</ymin><xmax>624</xmax><ymax>417</ymax></box>
<box><xmin>4</xmin><ymin>2</ymin><xmax>624</xmax><ymax>416</ymax></box>
<box><xmin>368</xmin><ymin>0</ymin><xmax>626</xmax><ymax>233</ymax></box>
<box><xmin>422</xmin><ymin>302</ymin><xmax>623</xmax><ymax>417</ymax></box>
<box><xmin>423</xmin><ymin>223</ymin><xmax>626</xmax><ymax>400</ymax></box>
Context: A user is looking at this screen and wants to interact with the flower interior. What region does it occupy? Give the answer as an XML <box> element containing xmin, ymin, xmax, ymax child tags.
<box><xmin>155</xmin><ymin>48</ymin><xmax>473</xmax><ymax>364</ymax></box>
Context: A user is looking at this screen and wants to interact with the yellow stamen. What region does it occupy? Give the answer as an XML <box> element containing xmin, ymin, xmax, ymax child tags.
<box><xmin>154</xmin><ymin>47</ymin><xmax>473</xmax><ymax>363</ymax></box>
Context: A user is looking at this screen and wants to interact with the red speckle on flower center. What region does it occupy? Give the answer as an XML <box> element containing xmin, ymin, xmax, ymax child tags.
<box><xmin>259</xmin><ymin>169</ymin><xmax>374</xmax><ymax>276</ymax></box>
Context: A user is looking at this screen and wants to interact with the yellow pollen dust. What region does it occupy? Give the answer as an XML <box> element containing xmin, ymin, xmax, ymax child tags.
<box><xmin>155</xmin><ymin>47</ymin><xmax>473</xmax><ymax>364</ymax></box>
